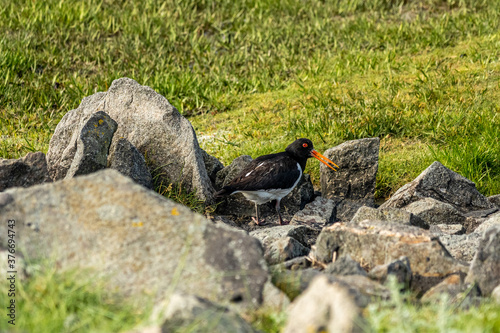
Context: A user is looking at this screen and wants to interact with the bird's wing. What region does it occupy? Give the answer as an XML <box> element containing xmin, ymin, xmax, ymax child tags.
<box><xmin>225</xmin><ymin>153</ymin><xmax>301</xmax><ymax>191</ymax></box>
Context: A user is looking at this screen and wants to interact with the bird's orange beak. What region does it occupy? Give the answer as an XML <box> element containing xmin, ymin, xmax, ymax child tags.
<box><xmin>311</xmin><ymin>150</ymin><xmax>339</xmax><ymax>171</ymax></box>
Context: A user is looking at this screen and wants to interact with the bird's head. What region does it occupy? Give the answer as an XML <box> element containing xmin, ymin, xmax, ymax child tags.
<box><xmin>286</xmin><ymin>138</ymin><xmax>339</xmax><ymax>171</ymax></box>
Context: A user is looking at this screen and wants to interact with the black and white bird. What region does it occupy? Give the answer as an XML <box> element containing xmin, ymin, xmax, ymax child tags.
<box><xmin>215</xmin><ymin>138</ymin><xmax>338</xmax><ymax>225</ymax></box>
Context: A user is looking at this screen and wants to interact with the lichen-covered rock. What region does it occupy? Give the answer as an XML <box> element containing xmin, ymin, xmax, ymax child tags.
<box><xmin>0</xmin><ymin>152</ymin><xmax>51</xmax><ymax>191</ymax></box>
<box><xmin>473</xmin><ymin>212</ymin><xmax>500</xmax><ymax>234</ymax></box>
<box><xmin>320</xmin><ymin>137</ymin><xmax>380</xmax><ymax>203</ymax></box>
<box><xmin>488</xmin><ymin>194</ymin><xmax>500</xmax><ymax>208</ymax></box>
<box><xmin>250</xmin><ymin>225</ymin><xmax>316</xmax><ymax>249</ymax></box>
<box><xmin>312</xmin><ymin>220</ymin><xmax>468</xmax><ymax>294</ymax></box>
<box><xmin>200</xmin><ymin>149</ymin><xmax>224</xmax><ymax>185</ymax></box>
<box><xmin>351</xmin><ymin>206</ymin><xmax>429</xmax><ymax>229</ymax></box>
<box><xmin>429</xmin><ymin>224</ymin><xmax>465</xmax><ymax>236</ymax></box>
<box><xmin>261</xmin><ymin>237</ymin><xmax>310</xmax><ymax>265</ymax></box>
<box><xmin>0</xmin><ymin>169</ymin><xmax>268</xmax><ymax>311</ymax></box>
<box><xmin>465</xmin><ymin>225</ymin><xmax>500</xmax><ymax>296</ymax></box>
<box><xmin>47</xmin><ymin>78</ymin><xmax>214</xmax><ymax>202</ymax></box>
<box><xmin>404</xmin><ymin>197</ymin><xmax>466</xmax><ymax>226</ymax></box>
<box><xmin>420</xmin><ymin>274</ymin><xmax>478</xmax><ymax>305</ymax></box>
<box><xmin>64</xmin><ymin>111</ymin><xmax>117</xmax><ymax>178</ymax></box>
<box><xmin>283</xmin><ymin>275</ymin><xmax>364</xmax><ymax>333</ymax></box>
<box><xmin>108</xmin><ymin>138</ymin><xmax>153</xmax><ymax>189</ymax></box>
<box><xmin>380</xmin><ymin>161</ymin><xmax>494</xmax><ymax>213</ymax></box>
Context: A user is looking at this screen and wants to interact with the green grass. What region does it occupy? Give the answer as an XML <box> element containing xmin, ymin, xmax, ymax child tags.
<box><xmin>2</xmin><ymin>0</ymin><xmax>500</xmax><ymax>331</ymax></box>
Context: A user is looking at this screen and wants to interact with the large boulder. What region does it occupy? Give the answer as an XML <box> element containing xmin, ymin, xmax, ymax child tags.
<box><xmin>465</xmin><ymin>225</ymin><xmax>500</xmax><ymax>296</ymax></box>
<box><xmin>380</xmin><ymin>161</ymin><xmax>494</xmax><ymax>213</ymax></box>
<box><xmin>320</xmin><ymin>137</ymin><xmax>380</xmax><ymax>203</ymax></box>
<box><xmin>0</xmin><ymin>152</ymin><xmax>51</xmax><ymax>191</ymax></box>
<box><xmin>46</xmin><ymin>78</ymin><xmax>214</xmax><ymax>202</ymax></box>
<box><xmin>312</xmin><ymin>220</ymin><xmax>468</xmax><ymax>295</ymax></box>
<box><xmin>0</xmin><ymin>169</ymin><xmax>268</xmax><ymax>311</ymax></box>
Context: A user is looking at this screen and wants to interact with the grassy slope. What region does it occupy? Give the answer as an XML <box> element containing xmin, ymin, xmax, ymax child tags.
<box><xmin>1</xmin><ymin>0</ymin><xmax>500</xmax><ymax>331</ymax></box>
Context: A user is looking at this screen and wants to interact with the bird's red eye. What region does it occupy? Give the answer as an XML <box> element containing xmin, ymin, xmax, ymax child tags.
<box><xmin>302</xmin><ymin>143</ymin><xmax>308</xmax><ymax>148</ymax></box>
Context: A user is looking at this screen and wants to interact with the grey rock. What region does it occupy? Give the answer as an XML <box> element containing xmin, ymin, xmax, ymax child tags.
<box><xmin>429</xmin><ymin>224</ymin><xmax>465</xmax><ymax>236</ymax></box>
<box><xmin>439</xmin><ymin>233</ymin><xmax>481</xmax><ymax>262</ymax></box>
<box><xmin>320</xmin><ymin>137</ymin><xmax>380</xmax><ymax>203</ymax></box>
<box><xmin>492</xmin><ymin>285</ymin><xmax>500</xmax><ymax>304</ymax></box>
<box><xmin>351</xmin><ymin>206</ymin><xmax>429</xmax><ymax>229</ymax></box>
<box><xmin>488</xmin><ymin>194</ymin><xmax>500</xmax><ymax>208</ymax></box>
<box><xmin>108</xmin><ymin>138</ymin><xmax>153</xmax><ymax>189</ymax></box>
<box><xmin>333</xmin><ymin>274</ymin><xmax>391</xmax><ymax>306</ymax></box>
<box><xmin>47</xmin><ymin>78</ymin><xmax>214</xmax><ymax>202</ymax></box>
<box><xmin>404</xmin><ymin>197</ymin><xmax>466</xmax><ymax>225</ymax></box>
<box><xmin>325</xmin><ymin>255</ymin><xmax>367</xmax><ymax>277</ymax></box>
<box><xmin>250</xmin><ymin>225</ymin><xmax>316</xmax><ymax>249</ymax></box>
<box><xmin>65</xmin><ymin>111</ymin><xmax>118</xmax><ymax>179</ymax></box>
<box><xmin>158</xmin><ymin>293</ymin><xmax>257</xmax><ymax>333</ymax></box>
<box><xmin>278</xmin><ymin>256</ymin><xmax>312</xmax><ymax>271</ymax></box>
<box><xmin>312</xmin><ymin>220</ymin><xmax>468</xmax><ymax>295</ymax></box>
<box><xmin>336</xmin><ymin>198</ymin><xmax>374</xmax><ymax>222</ymax></box>
<box><xmin>368</xmin><ymin>256</ymin><xmax>412</xmax><ymax>288</ymax></box>
<box><xmin>0</xmin><ymin>169</ymin><xmax>268</xmax><ymax>311</ymax></box>
<box><xmin>261</xmin><ymin>280</ymin><xmax>291</xmax><ymax>310</ymax></box>
<box><xmin>0</xmin><ymin>152</ymin><xmax>51</xmax><ymax>191</ymax></box>
<box><xmin>272</xmin><ymin>268</ymin><xmax>322</xmax><ymax>300</ymax></box>
<box><xmin>290</xmin><ymin>196</ymin><xmax>336</xmax><ymax>231</ymax></box>
<box><xmin>262</xmin><ymin>237</ymin><xmax>310</xmax><ymax>265</ymax></box>
<box><xmin>464</xmin><ymin>207</ymin><xmax>498</xmax><ymax>218</ymax></box>
<box><xmin>473</xmin><ymin>212</ymin><xmax>500</xmax><ymax>234</ymax></box>
<box><xmin>283</xmin><ymin>275</ymin><xmax>364</xmax><ymax>333</ymax></box>
<box><xmin>465</xmin><ymin>225</ymin><xmax>500</xmax><ymax>296</ymax></box>
<box><xmin>215</xmin><ymin>155</ymin><xmax>314</xmax><ymax>221</ymax></box>
<box><xmin>200</xmin><ymin>149</ymin><xmax>224</xmax><ymax>185</ymax></box>
<box><xmin>380</xmin><ymin>161</ymin><xmax>494</xmax><ymax>213</ymax></box>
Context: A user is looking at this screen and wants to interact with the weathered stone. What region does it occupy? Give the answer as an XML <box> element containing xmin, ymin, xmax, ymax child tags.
<box><xmin>429</xmin><ymin>224</ymin><xmax>465</xmax><ymax>236</ymax></box>
<box><xmin>262</xmin><ymin>237</ymin><xmax>310</xmax><ymax>265</ymax></box>
<box><xmin>261</xmin><ymin>280</ymin><xmax>291</xmax><ymax>310</ymax></box>
<box><xmin>403</xmin><ymin>197</ymin><xmax>467</xmax><ymax>226</ymax></box>
<box><xmin>47</xmin><ymin>78</ymin><xmax>214</xmax><ymax>202</ymax></box>
<box><xmin>216</xmin><ymin>156</ymin><xmax>314</xmax><ymax>222</ymax></box>
<box><xmin>250</xmin><ymin>225</ymin><xmax>316</xmax><ymax>249</ymax></box>
<box><xmin>439</xmin><ymin>233</ymin><xmax>481</xmax><ymax>262</ymax></box>
<box><xmin>473</xmin><ymin>212</ymin><xmax>500</xmax><ymax>234</ymax></box>
<box><xmin>492</xmin><ymin>285</ymin><xmax>500</xmax><ymax>304</ymax></box>
<box><xmin>420</xmin><ymin>273</ymin><xmax>479</xmax><ymax>305</ymax></box>
<box><xmin>333</xmin><ymin>274</ymin><xmax>391</xmax><ymax>305</ymax></box>
<box><xmin>290</xmin><ymin>196</ymin><xmax>336</xmax><ymax>232</ymax></box>
<box><xmin>200</xmin><ymin>149</ymin><xmax>224</xmax><ymax>185</ymax></box>
<box><xmin>351</xmin><ymin>206</ymin><xmax>429</xmax><ymax>229</ymax></box>
<box><xmin>320</xmin><ymin>137</ymin><xmax>380</xmax><ymax>203</ymax></box>
<box><xmin>0</xmin><ymin>169</ymin><xmax>268</xmax><ymax>311</ymax></box>
<box><xmin>325</xmin><ymin>255</ymin><xmax>367</xmax><ymax>277</ymax></box>
<box><xmin>64</xmin><ymin>111</ymin><xmax>118</xmax><ymax>179</ymax></box>
<box><xmin>272</xmin><ymin>268</ymin><xmax>322</xmax><ymax>300</ymax></box>
<box><xmin>278</xmin><ymin>256</ymin><xmax>312</xmax><ymax>271</ymax></box>
<box><xmin>108</xmin><ymin>138</ymin><xmax>153</xmax><ymax>189</ymax></box>
<box><xmin>158</xmin><ymin>293</ymin><xmax>257</xmax><ymax>333</ymax></box>
<box><xmin>368</xmin><ymin>256</ymin><xmax>412</xmax><ymax>288</ymax></box>
<box><xmin>312</xmin><ymin>220</ymin><xmax>468</xmax><ymax>295</ymax></box>
<box><xmin>465</xmin><ymin>225</ymin><xmax>500</xmax><ymax>296</ymax></box>
<box><xmin>0</xmin><ymin>152</ymin><xmax>51</xmax><ymax>191</ymax></box>
<box><xmin>283</xmin><ymin>275</ymin><xmax>364</xmax><ymax>333</ymax></box>
<box><xmin>336</xmin><ymin>198</ymin><xmax>374</xmax><ymax>222</ymax></box>
<box><xmin>488</xmin><ymin>194</ymin><xmax>500</xmax><ymax>208</ymax></box>
<box><xmin>381</xmin><ymin>161</ymin><xmax>494</xmax><ymax>213</ymax></box>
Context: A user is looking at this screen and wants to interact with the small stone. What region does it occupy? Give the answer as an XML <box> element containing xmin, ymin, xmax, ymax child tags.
<box><xmin>439</xmin><ymin>233</ymin><xmax>481</xmax><ymax>262</ymax></box>
<box><xmin>0</xmin><ymin>152</ymin><xmax>51</xmax><ymax>191</ymax></box>
<box><xmin>283</xmin><ymin>275</ymin><xmax>364</xmax><ymax>333</ymax></box>
<box><xmin>421</xmin><ymin>273</ymin><xmax>478</xmax><ymax>305</ymax></box>
<box><xmin>368</xmin><ymin>256</ymin><xmax>412</xmax><ymax>288</ymax></box>
<box><xmin>263</xmin><ymin>237</ymin><xmax>310</xmax><ymax>265</ymax></box>
<box><xmin>488</xmin><ymin>194</ymin><xmax>500</xmax><ymax>208</ymax></box>
<box><xmin>429</xmin><ymin>224</ymin><xmax>465</xmax><ymax>236</ymax></box>
<box><xmin>290</xmin><ymin>196</ymin><xmax>336</xmax><ymax>231</ymax></box>
<box><xmin>473</xmin><ymin>212</ymin><xmax>500</xmax><ymax>234</ymax></box>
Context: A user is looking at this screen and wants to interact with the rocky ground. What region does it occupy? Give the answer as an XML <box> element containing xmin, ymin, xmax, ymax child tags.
<box><xmin>1</xmin><ymin>78</ymin><xmax>499</xmax><ymax>332</ymax></box>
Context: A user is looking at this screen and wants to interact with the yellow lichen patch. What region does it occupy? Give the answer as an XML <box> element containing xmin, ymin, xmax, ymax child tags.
<box><xmin>98</xmin><ymin>119</ymin><xmax>104</xmax><ymax>125</ymax></box>
<box><xmin>132</xmin><ymin>221</ymin><xmax>144</xmax><ymax>227</ymax></box>
<box><xmin>171</xmin><ymin>207</ymin><xmax>180</xmax><ymax>216</ymax></box>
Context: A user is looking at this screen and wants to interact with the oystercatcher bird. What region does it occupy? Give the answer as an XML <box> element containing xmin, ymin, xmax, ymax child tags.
<box><xmin>215</xmin><ymin>138</ymin><xmax>338</xmax><ymax>225</ymax></box>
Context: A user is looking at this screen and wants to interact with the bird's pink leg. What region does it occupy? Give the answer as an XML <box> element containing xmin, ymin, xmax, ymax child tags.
<box><xmin>252</xmin><ymin>203</ymin><xmax>265</xmax><ymax>225</ymax></box>
<box><xmin>276</xmin><ymin>199</ymin><xmax>289</xmax><ymax>225</ymax></box>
